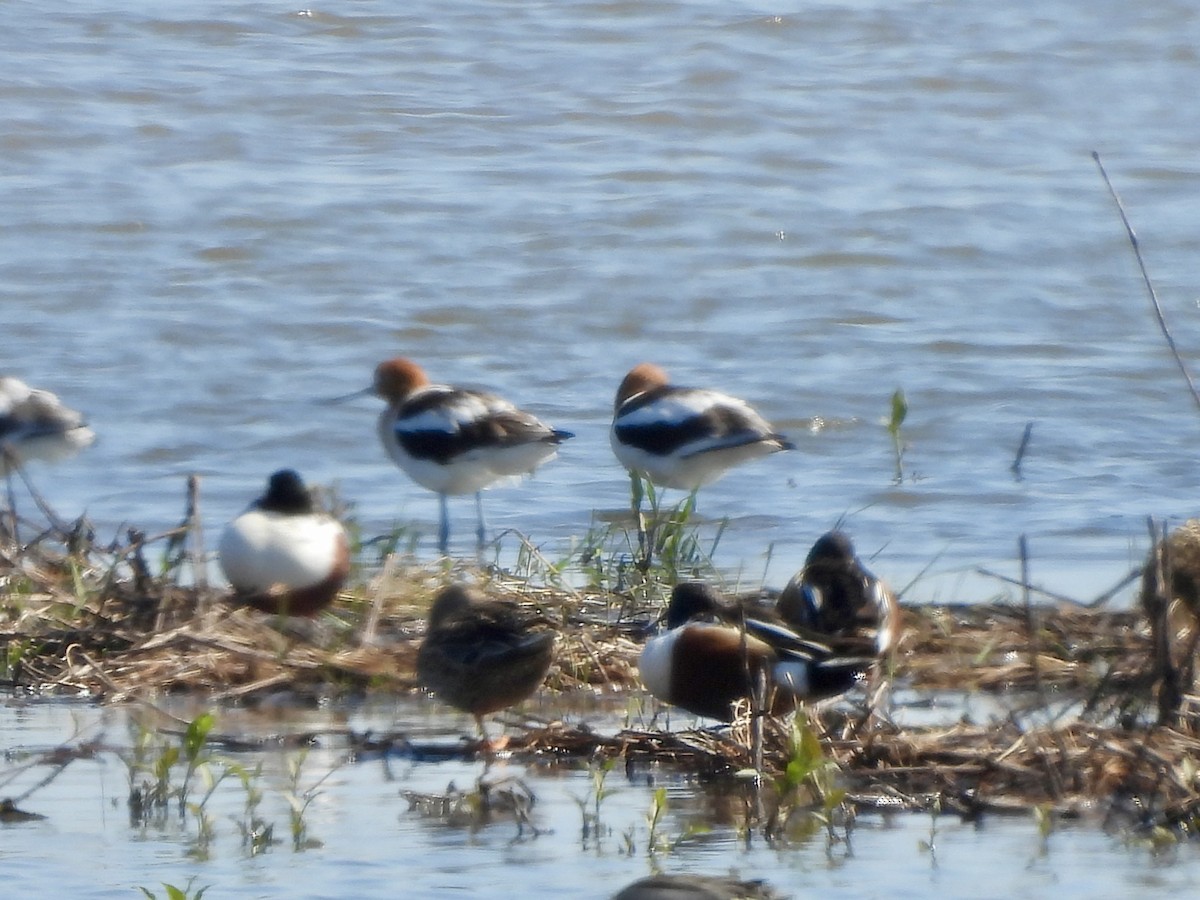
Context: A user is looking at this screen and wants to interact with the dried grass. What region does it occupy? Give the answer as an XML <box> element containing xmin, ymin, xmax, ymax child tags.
<box><xmin>6</xmin><ymin>480</ymin><xmax>1200</xmax><ymax>833</ymax></box>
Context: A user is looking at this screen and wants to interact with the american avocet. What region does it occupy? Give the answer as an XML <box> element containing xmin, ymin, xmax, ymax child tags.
<box><xmin>610</xmin><ymin>363</ymin><xmax>794</xmax><ymax>492</ymax></box>
<box><xmin>416</xmin><ymin>584</ymin><xmax>557</xmax><ymax>746</ymax></box>
<box><xmin>638</xmin><ymin>582</ymin><xmax>871</xmax><ymax>722</ymax></box>
<box><xmin>0</xmin><ymin>377</ymin><xmax>95</xmax><ymax>474</ymax></box>
<box><xmin>218</xmin><ymin>469</ymin><xmax>350</xmax><ymax>617</ymax></box>
<box><xmin>776</xmin><ymin>531</ymin><xmax>901</xmax><ymax>657</ymax></box>
<box><xmin>371</xmin><ymin>357</ymin><xmax>573</xmax><ymax>554</ymax></box>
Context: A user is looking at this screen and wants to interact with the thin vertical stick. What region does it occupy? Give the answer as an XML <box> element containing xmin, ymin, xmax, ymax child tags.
<box><xmin>1010</xmin><ymin>422</ymin><xmax>1033</xmax><ymax>478</ymax></box>
<box><xmin>186</xmin><ymin>474</ymin><xmax>207</xmax><ymax>594</ymax></box>
<box><xmin>1093</xmin><ymin>151</ymin><xmax>1200</xmax><ymax>415</ymax></box>
<box><xmin>2</xmin><ymin>451</ymin><xmax>18</xmax><ymax>545</ymax></box>
<box><xmin>1019</xmin><ymin>535</ymin><xmax>1044</xmax><ymax>704</ymax></box>
<box><xmin>8</xmin><ymin>454</ymin><xmax>67</xmax><ymax>535</ymax></box>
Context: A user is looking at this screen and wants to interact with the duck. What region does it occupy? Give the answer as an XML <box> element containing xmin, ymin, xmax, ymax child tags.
<box><xmin>0</xmin><ymin>376</ymin><xmax>95</xmax><ymax>475</ymax></box>
<box><xmin>218</xmin><ymin>469</ymin><xmax>350</xmax><ymax>616</ymax></box>
<box><xmin>638</xmin><ymin>582</ymin><xmax>872</xmax><ymax>722</ymax></box>
<box><xmin>416</xmin><ymin>584</ymin><xmax>557</xmax><ymax>744</ymax></box>
<box><xmin>1140</xmin><ymin>518</ymin><xmax>1200</xmax><ymax>717</ymax></box>
<box><xmin>612</xmin><ymin>873</ymin><xmax>783</xmax><ymax>900</ymax></box>
<box><xmin>610</xmin><ymin>363</ymin><xmax>793</xmax><ymax>493</ymax></box>
<box><xmin>1141</xmin><ymin>518</ymin><xmax>1200</xmax><ymax>619</ymax></box>
<box><xmin>371</xmin><ymin>357</ymin><xmax>573</xmax><ymax>554</ymax></box>
<box><xmin>776</xmin><ymin>530</ymin><xmax>901</xmax><ymax>657</ymax></box>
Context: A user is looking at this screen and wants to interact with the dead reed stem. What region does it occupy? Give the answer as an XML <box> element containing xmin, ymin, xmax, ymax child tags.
<box><xmin>1093</xmin><ymin>151</ymin><xmax>1200</xmax><ymax>415</ymax></box>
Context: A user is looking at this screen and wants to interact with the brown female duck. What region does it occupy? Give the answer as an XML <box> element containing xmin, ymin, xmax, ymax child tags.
<box><xmin>416</xmin><ymin>584</ymin><xmax>557</xmax><ymax>744</ymax></box>
<box><xmin>1140</xmin><ymin>519</ymin><xmax>1200</xmax><ymax>719</ymax></box>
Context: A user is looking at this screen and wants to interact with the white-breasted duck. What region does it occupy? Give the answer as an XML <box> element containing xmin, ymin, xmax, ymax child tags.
<box><xmin>218</xmin><ymin>469</ymin><xmax>350</xmax><ymax>616</ymax></box>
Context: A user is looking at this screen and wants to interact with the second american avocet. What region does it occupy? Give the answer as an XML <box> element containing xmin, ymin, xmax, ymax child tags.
<box><xmin>416</xmin><ymin>584</ymin><xmax>557</xmax><ymax>746</ymax></box>
<box><xmin>218</xmin><ymin>469</ymin><xmax>351</xmax><ymax>617</ymax></box>
<box><xmin>0</xmin><ymin>377</ymin><xmax>95</xmax><ymax>475</ymax></box>
<box><xmin>372</xmin><ymin>357</ymin><xmax>574</xmax><ymax>554</ymax></box>
<box><xmin>610</xmin><ymin>363</ymin><xmax>794</xmax><ymax>492</ymax></box>
<box><xmin>638</xmin><ymin>582</ymin><xmax>872</xmax><ymax>722</ymax></box>
<box><xmin>776</xmin><ymin>531</ymin><xmax>901</xmax><ymax>657</ymax></box>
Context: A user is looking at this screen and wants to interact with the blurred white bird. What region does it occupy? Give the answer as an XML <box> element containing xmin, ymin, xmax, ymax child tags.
<box><xmin>0</xmin><ymin>377</ymin><xmax>95</xmax><ymax>475</ymax></box>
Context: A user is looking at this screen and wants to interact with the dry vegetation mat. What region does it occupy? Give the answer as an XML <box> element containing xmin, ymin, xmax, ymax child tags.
<box><xmin>3</xmin><ymin>494</ymin><xmax>1199</xmax><ymax>838</ymax></box>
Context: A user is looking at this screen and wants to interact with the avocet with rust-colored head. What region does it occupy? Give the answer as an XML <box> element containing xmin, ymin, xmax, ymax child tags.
<box><xmin>371</xmin><ymin>357</ymin><xmax>573</xmax><ymax>554</ymax></box>
<box><xmin>218</xmin><ymin>469</ymin><xmax>350</xmax><ymax>616</ymax></box>
<box><xmin>610</xmin><ymin>363</ymin><xmax>793</xmax><ymax>492</ymax></box>
<box><xmin>0</xmin><ymin>377</ymin><xmax>95</xmax><ymax>475</ymax></box>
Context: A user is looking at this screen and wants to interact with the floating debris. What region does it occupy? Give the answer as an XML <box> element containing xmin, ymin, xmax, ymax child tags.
<box><xmin>403</xmin><ymin>775</ymin><xmax>540</xmax><ymax>836</ymax></box>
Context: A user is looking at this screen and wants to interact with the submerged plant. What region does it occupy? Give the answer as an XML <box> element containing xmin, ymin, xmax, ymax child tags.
<box><xmin>919</xmin><ymin>794</ymin><xmax>941</xmax><ymax>867</ymax></box>
<box><xmin>403</xmin><ymin>775</ymin><xmax>540</xmax><ymax>839</ymax></box>
<box><xmin>763</xmin><ymin>717</ymin><xmax>849</xmax><ymax>847</ymax></box>
<box><xmin>645</xmin><ymin>786</ymin><xmax>668</xmax><ymax>856</ymax></box>
<box><xmin>282</xmin><ymin>749</ymin><xmax>343</xmax><ymax>852</ymax></box>
<box><xmin>228</xmin><ymin>760</ymin><xmax>276</xmax><ymax>856</ymax></box>
<box><xmin>572</xmin><ymin>757</ymin><xmax>618</xmax><ymax>852</ymax></box>
<box><xmin>187</xmin><ymin>794</ymin><xmax>218</xmax><ymax>861</ymax></box>
<box><xmin>124</xmin><ymin>712</ymin><xmax>217</xmax><ymax>829</ymax></box>
<box><xmin>779</xmin><ymin>720</ymin><xmax>838</xmax><ymax>800</ymax></box>
<box><xmin>124</xmin><ymin>723</ymin><xmax>177</xmax><ymax>824</ymax></box>
<box><xmin>284</xmin><ymin>750</ymin><xmax>316</xmax><ymax>851</ymax></box>
<box><xmin>178</xmin><ymin>713</ymin><xmax>216</xmax><ymax>816</ymax></box>
<box><xmin>137</xmin><ymin>877</ymin><xmax>209</xmax><ymax>900</ymax></box>
<box><xmin>1032</xmin><ymin>802</ymin><xmax>1054</xmax><ymax>857</ymax></box>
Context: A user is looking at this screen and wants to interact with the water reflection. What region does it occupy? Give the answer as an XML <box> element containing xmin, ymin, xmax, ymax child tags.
<box><xmin>0</xmin><ymin>697</ymin><xmax>1195</xmax><ymax>898</ymax></box>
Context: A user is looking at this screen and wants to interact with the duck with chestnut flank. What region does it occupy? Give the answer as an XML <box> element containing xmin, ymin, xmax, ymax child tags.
<box><xmin>638</xmin><ymin>582</ymin><xmax>872</xmax><ymax>722</ymax></box>
<box><xmin>218</xmin><ymin>469</ymin><xmax>350</xmax><ymax>616</ymax></box>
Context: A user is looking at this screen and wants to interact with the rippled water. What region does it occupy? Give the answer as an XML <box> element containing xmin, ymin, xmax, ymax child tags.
<box><xmin>5</xmin><ymin>1</ymin><xmax>1200</xmax><ymax>601</ymax></box>
<box><xmin>2</xmin><ymin>1</ymin><xmax>1200</xmax><ymax>892</ymax></box>
<box><xmin>4</xmin><ymin>699</ymin><xmax>1196</xmax><ymax>900</ymax></box>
